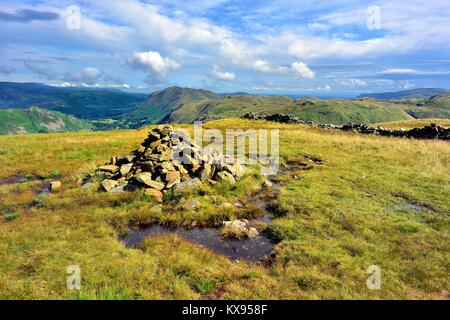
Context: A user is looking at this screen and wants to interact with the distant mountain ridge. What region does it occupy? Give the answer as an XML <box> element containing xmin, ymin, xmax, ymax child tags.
<box><xmin>0</xmin><ymin>82</ymin><xmax>449</xmax><ymax>131</ymax></box>
<box><xmin>0</xmin><ymin>106</ymin><xmax>93</xmax><ymax>134</ymax></box>
<box><xmin>0</xmin><ymin>82</ymin><xmax>147</xmax><ymax>119</ymax></box>
<box><xmin>129</xmin><ymin>87</ymin><xmax>449</xmax><ymax>126</ymax></box>
<box><xmin>357</xmin><ymin>88</ymin><xmax>449</xmax><ymax>100</ymax></box>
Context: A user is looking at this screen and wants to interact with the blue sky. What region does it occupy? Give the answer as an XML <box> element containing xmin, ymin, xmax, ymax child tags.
<box><xmin>1</xmin><ymin>0</ymin><xmax>450</xmax><ymax>95</ymax></box>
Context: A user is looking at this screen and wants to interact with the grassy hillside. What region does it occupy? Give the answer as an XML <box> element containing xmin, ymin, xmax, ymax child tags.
<box><xmin>0</xmin><ymin>107</ymin><xmax>93</xmax><ymax>134</ymax></box>
<box><xmin>168</xmin><ymin>95</ymin><xmax>417</xmax><ymax>125</ymax></box>
<box><xmin>358</xmin><ymin>88</ymin><xmax>449</xmax><ymax>100</ymax></box>
<box><xmin>129</xmin><ymin>88</ymin><xmax>449</xmax><ymax>126</ymax></box>
<box><xmin>394</xmin><ymin>93</ymin><xmax>450</xmax><ymax>119</ymax></box>
<box><xmin>0</xmin><ymin>119</ymin><xmax>448</xmax><ymax>299</ymax></box>
<box><xmin>125</xmin><ymin>86</ymin><xmax>222</xmax><ymax>126</ymax></box>
<box><xmin>0</xmin><ymin>82</ymin><xmax>147</xmax><ymax>119</ymax></box>
<box><xmin>375</xmin><ymin>119</ymin><xmax>450</xmax><ymax>129</ymax></box>
<box><xmin>1</xmin><ymin>83</ymin><xmax>449</xmax><ymax>128</ymax></box>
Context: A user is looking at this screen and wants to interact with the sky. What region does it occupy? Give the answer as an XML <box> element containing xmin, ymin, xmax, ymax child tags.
<box><xmin>0</xmin><ymin>0</ymin><xmax>450</xmax><ymax>96</ymax></box>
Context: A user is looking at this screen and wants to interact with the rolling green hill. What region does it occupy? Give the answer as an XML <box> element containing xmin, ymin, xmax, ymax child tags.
<box><xmin>357</xmin><ymin>88</ymin><xmax>449</xmax><ymax>100</ymax></box>
<box><xmin>0</xmin><ymin>82</ymin><xmax>147</xmax><ymax>119</ymax></box>
<box><xmin>393</xmin><ymin>92</ymin><xmax>450</xmax><ymax>119</ymax></box>
<box><xmin>120</xmin><ymin>87</ymin><xmax>414</xmax><ymax>126</ymax></box>
<box><xmin>127</xmin><ymin>88</ymin><xmax>450</xmax><ymax>126</ymax></box>
<box><xmin>1</xmin><ymin>83</ymin><xmax>449</xmax><ymax>128</ymax></box>
<box><xmin>0</xmin><ymin>107</ymin><xmax>93</xmax><ymax>134</ymax></box>
<box><xmin>169</xmin><ymin>95</ymin><xmax>418</xmax><ymax>125</ymax></box>
<box><xmin>124</xmin><ymin>86</ymin><xmax>222</xmax><ymax>126</ymax></box>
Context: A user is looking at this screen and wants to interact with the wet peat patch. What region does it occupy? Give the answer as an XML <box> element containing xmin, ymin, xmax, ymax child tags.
<box><xmin>118</xmin><ymin>155</ymin><xmax>321</xmax><ymax>263</ymax></box>
<box><xmin>119</xmin><ymin>181</ymin><xmax>280</xmax><ymax>263</ymax></box>
<box><xmin>389</xmin><ymin>192</ymin><xmax>437</xmax><ymax>213</ymax></box>
<box><xmin>118</xmin><ymin>181</ymin><xmax>280</xmax><ymax>263</ymax></box>
<box><xmin>0</xmin><ymin>174</ymin><xmax>45</xmax><ymax>186</ymax></box>
<box><xmin>120</xmin><ymin>225</ymin><xmax>275</xmax><ymax>262</ymax></box>
<box><xmin>388</xmin><ymin>203</ymin><xmax>429</xmax><ymax>213</ymax></box>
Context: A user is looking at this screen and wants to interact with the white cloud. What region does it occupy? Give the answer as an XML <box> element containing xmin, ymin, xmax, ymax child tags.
<box><xmin>50</xmin><ymin>82</ymin><xmax>72</xmax><ymax>87</ymax></box>
<box><xmin>379</xmin><ymin>68</ymin><xmax>450</xmax><ymax>76</ymax></box>
<box><xmin>63</xmin><ymin>67</ymin><xmax>103</xmax><ymax>85</ymax></box>
<box><xmin>24</xmin><ymin>61</ymin><xmax>57</xmax><ymax>79</ymax></box>
<box><xmin>253</xmin><ymin>60</ymin><xmax>272</xmax><ymax>72</ymax></box>
<box><xmin>91</xmin><ymin>1</ymin><xmax>250</xmax><ymax>64</ymax></box>
<box><xmin>340</xmin><ymin>78</ymin><xmax>367</xmax><ymax>87</ymax></box>
<box><xmin>126</xmin><ymin>51</ymin><xmax>181</xmax><ymax>84</ymax></box>
<box><xmin>315</xmin><ymin>85</ymin><xmax>331</xmax><ymax>91</ymax></box>
<box><xmin>210</xmin><ymin>65</ymin><xmax>235</xmax><ymax>81</ymax></box>
<box><xmin>284</xmin><ymin>34</ymin><xmax>414</xmax><ymax>59</ymax></box>
<box><xmin>291</xmin><ymin>62</ymin><xmax>315</xmax><ymax>79</ymax></box>
<box><xmin>252</xmin><ymin>60</ymin><xmax>287</xmax><ymax>73</ymax></box>
<box><xmin>307</xmin><ymin>22</ymin><xmax>329</xmax><ymax>31</ymax></box>
<box><xmin>402</xmin><ymin>81</ymin><xmax>415</xmax><ymax>89</ymax></box>
<box><xmin>50</xmin><ymin>82</ymin><xmax>131</xmax><ymax>89</ymax></box>
<box><xmin>380</xmin><ymin>68</ymin><xmax>418</xmax><ymax>74</ymax></box>
<box><xmin>3</xmin><ymin>0</ymin><xmax>450</xmax><ymax>91</ymax></box>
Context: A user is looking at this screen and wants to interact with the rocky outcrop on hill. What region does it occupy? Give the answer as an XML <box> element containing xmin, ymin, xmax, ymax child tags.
<box><xmin>340</xmin><ymin>123</ymin><xmax>450</xmax><ymax>140</ymax></box>
<box><xmin>241</xmin><ymin>113</ymin><xmax>450</xmax><ymax>141</ymax></box>
<box><xmin>87</xmin><ymin>125</ymin><xmax>245</xmax><ymax>200</ymax></box>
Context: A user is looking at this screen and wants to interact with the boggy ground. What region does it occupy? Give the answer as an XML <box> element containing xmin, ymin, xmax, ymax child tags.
<box><xmin>0</xmin><ymin>118</ymin><xmax>449</xmax><ymax>299</ymax></box>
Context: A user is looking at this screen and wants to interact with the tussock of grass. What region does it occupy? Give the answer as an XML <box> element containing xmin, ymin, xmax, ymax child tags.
<box><xmin>4</xmin><ymin>212</ymin><xmax>20</xmax><ymax>222</ymax></box>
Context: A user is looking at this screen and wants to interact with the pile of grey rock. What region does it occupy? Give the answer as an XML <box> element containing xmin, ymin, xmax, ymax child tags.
<box><xmin>241</xmin><ymin>112</ymin><xmax>339</xmax><ymax>128</ymax></box>
<box><xmin>92</xmin><ymin>125</ymin><xmax>245</xmax><ymax>201</ymax></box>
<box><xmin>241</xmin><ymin>112</ymin><xmax>450</xmax><ymax>141</ymax></box>
<box><xmin>340</xmin><ymin>122</ymin><xmax>450</xmax><ymax>140</ymax></box>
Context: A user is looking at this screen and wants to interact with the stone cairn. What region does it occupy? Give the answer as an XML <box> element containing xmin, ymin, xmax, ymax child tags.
<box><xmin>93</xmin><ymin>126</ymin><xmax>245</xmax><ymax>201</ymax></box>
<box><xmin>241</xmin><ymin>112</ymin><xmax>450</xmax><ymax>141</ymax></box>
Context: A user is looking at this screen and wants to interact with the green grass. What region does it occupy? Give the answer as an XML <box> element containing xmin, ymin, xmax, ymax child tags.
<box><xmin>4</xmin><ymin>213</ymin><xmax>20</xmax><ymax>222</ymax></box>
<box><xmin>170</xmin><ymin>95</ymin><xmax>419</xmax><ymax>125</ymax></box>
<box><xmin>59</xmin><ymin>150</ymin><xmax>98</xmax><ymax>161</ymax></box>
<box><xmin>126</xmin><ymin>86</ymin><xmax>222</xmax><ymax>125</ymax></box>
<box><xmin>375</xmin><ymin>118</ymin><xmax>450</xmax><ymax>129</ymax></box>
<box><xmin>195</xmin><ymin>279</ymin><xmax>216</xmax><ymax>294</ymax></box>
<box><xmin>0</xmin><ymin>119</ymin><xmax>448</xmax><ymax>299</ymax></box>
<box><xmin>0</xmin><ymin>107</ymin><xmax>93</xmax><ymax>135</ymax></box>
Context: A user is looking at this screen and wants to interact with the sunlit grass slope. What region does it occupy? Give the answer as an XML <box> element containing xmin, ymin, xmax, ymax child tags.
<box><xmin>0</xmin><ymin>106</ymin><xmax>93</xmax><ymax>135</ymax></box>
<box><xmin>375</xmin><ymin>118</ymin><xmax>450</xmax><ymax>129</ymax></box>
<box><xmin>0</xmin><ymin>118</ymin><xmax>448</xmax><ymax>299</ymax></box>
<box><xmin>170</xmin><ymin>96</ymin><xmax>417</xmax><ymax>125</ymax></box>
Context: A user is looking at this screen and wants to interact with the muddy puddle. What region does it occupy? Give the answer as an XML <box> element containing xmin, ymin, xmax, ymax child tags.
<box><xmin>0</xmin><ymin>174</ymin><xmax>44</xmax><ymax>186</ymax></box>
<box><xmin>119</xmin><ymin>156</ymin><xmax>322</xmax><ymax>262</ymax></box>
<box><xmin>0</xmin><ymin>174</ymin><xmax>52</xmax><ymax>210</ymax></box>
<box><xmin>389</xmin><ymin>193</ymin><xmax>434</xmax><ymax>213</ymax></box>
<box><xmin>388</xmin><ymin>203</ymin><xmax>429</xmax><ymax>213</ymax></box>
<box><xmin>120</xmin><ymin>177</ymin><xmax>281</xmax><ymax>262</ymax></box>
<box><xmin>29</xmin><ymin>183</ymin><xmax>51</xmax><ymax>208</ymax></box>
<box><xmin>121</xmin><ymin>226</ymin><xmax>275</xmax><ymax>262</ymax></box>
<box><xmin>119</xmin><ymin>178</ymin><xmax>280</xmax><ymax>262</ymax></box>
